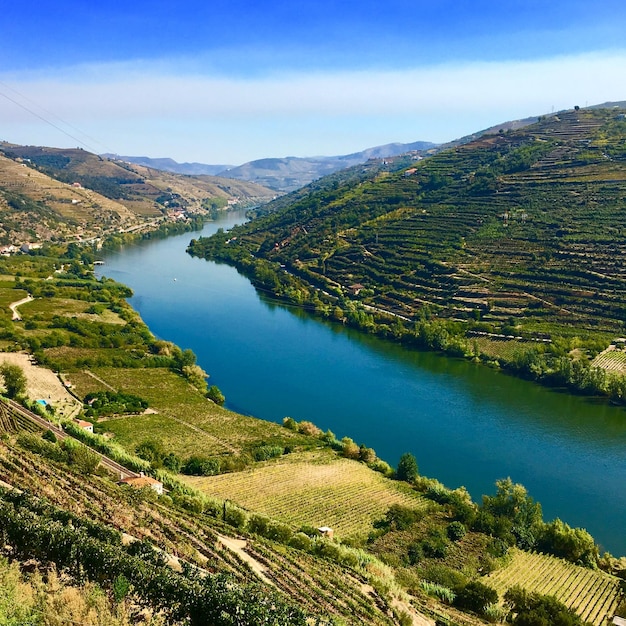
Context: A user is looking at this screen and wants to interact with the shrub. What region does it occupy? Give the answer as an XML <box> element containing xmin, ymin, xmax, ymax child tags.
<box><xmin>42</xmin><ymin>429</ymin><xmax>57</xmax><ymax>443</ymax></box>
<box><xmin>420</xmin><ymin>581</ymin><xmax>456</xmax><ymax>604</ymax></box>
<box><xmin>282</xmin><ymin>417</ymin><xmax>297</xmax><ymax>430</ymax></box>
<box><xmin>447</xmin><ymin>521</ymin><xmax>467</xmax><ymax>541</ymax></box>
<box><xmin>182</xmin><ymin>456</ymin><xmax>221</xmax><ymax>476</ymax></box>
<box><xmin>341</xmin><ymin>437</ymin><xmax>360</xmax><ymax>459</ymax></box>
<box><xmin>206</xmin><ymin>385</ymin><xmax>225</xmax><ymax>405</ymax></box>
<box><xmin>289</xmin><ymin>532</ymin><xmax>313</xmax><ymax>552</ymax></box>
<box><xmin>252</xmin><ymin>445</ymin><xmax>284</xmax><ymax>462</ymax></box>
<box><xmin>247</xmin><ymin>514</ymin><xmax>270</xmax><ymax>536</ymax></box>
<box><xmin>454</xmin><ymin>581</ymin><xmax>498</xmax><ymax>615</ymax></box>
<box><xmin>297</xmin><ymin>420</ymin><xmax>322</xmax><ymax>437</ymax></box>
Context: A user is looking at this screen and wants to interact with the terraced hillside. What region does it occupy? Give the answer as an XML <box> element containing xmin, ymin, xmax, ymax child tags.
<box><xmin>190</xmin><ymin>108</ymin><xmax>626</xmax><ymax>339</ymax></box>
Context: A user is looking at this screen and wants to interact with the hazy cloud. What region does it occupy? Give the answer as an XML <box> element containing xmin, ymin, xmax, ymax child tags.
<box><xmin>1</xmin><ymin>50</ymin><xmax>624</xmax><ymax>161</ymax></box>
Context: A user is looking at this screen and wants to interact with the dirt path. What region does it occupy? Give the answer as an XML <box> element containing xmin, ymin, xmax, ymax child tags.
<box><xmin>83</xmin><ymin>370</ymin><xmax>117</xmax><ymax>392</ymax></box>
<box><xmin>216</xmin><ymin>534</ymin><xmax>273</xmax><ymax>585</ymax></box>
<box><xmin>0</xmin><ymin>352</ymin><xmax>82</xmax><ymax>418</ymax></box>
<box><xmin>9</xmin><ymin>295</ymin><xmax>33</xmax><ymax>321</ymax></box>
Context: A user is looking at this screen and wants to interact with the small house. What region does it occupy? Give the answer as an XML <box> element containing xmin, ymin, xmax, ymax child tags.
<box><xmin>612</xmin><ymin>617</ymin><xmax>626</xmax><ymax>626</ymax></box>
<box><xmin>119</xmin><ymin>472</ymin><xmax>163</xmax><ymax>496</ymax></box>
<box><xmin>74</xmin><ymin>418</ymin><xmax>94</xmax><ymax>433</ymax></box>
<box><xmin>349</xmin><ymin>284</ymin><xmax>365</xmax><ymax>296</ymax></box>
<box><xmin>317</xmin><ymin>526</ymin><xmax>334</xmax><ymax>539</ymax></box>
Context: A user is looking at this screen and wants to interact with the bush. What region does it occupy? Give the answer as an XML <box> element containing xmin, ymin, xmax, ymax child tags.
<box><xmin>252</xmin><ymin>445</ymin><xmax>284</xmax><ymax>462</ymax></box>
<box><xmin>62</xmin><ymin>439</ymin><xmax>100</xmax><ymax>474</ymax></box>
<box><xmin>42</xmin><ymin>429</ymin><xmax>57</xmax><ymax>443</ymax></box>
<box><xmin>206</xmin><ymin>385</ymin><xmax>225</xmax><ymax>405</ymax></box>
<box><xmin>447</xmin><ymin>521</ymin><xmax>467</xmax><ymax>541</ymax></box>
<box><xmin>297</xmin><ymin>420</ymin><xmax>322</xmax><ymax>437</ymax></box>
<box><xmin>182</xmin><ymin>456</ymin><xmax>221</xmax><ymax>476</ymax></box>
<box><xmin>289</xmin><ymin>532</ymin><xmax>313</xmax><ymax>552</ymax></box>
<box><xmin>282</xmin><ymin>416</ymin><xmax>297</xmax><ymax>430</ymax></box>
<box><xmin>454</xmin><ymin>581</ymin><xmax>498</xmax><ymax>615</ymax></box>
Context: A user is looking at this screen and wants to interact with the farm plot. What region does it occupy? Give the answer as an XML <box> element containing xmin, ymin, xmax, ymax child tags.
<box><xmin>592</xmin><ymin>347</ymin><xmax>626</xmax><ymax>374</ymax></box>
<box><xmin>486</xmin><ymin>548</ymin><xmax>623</xmax><ymax>626</ymax></box>
<box><xmin>65</xmin><ymin>367</ymin><xmax>311</xmax><ymax>457</ymax></box>
<box><xmin>184</xmin><ymin>451</ymin><xmax>426</xmax><ymax>539</ymax></box>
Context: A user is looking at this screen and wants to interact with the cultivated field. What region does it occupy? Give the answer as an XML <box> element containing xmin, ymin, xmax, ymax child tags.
<box><xmin>183</xmin><ymin>450</ymin><xmax>426</xmax><ymax>539</ymax></box>
<box><xmin>65</xmin><ymin>366</ymin><xmax>311</xmax><ymax>457</ymax></box>
<box><xmin>486</xmin><ymin>548</ymin><xmax>623</xmax><ymax>626</ymax></box>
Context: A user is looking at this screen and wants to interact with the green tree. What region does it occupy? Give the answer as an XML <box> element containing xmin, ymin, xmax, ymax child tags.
<box><xmin>481</xmin><ymin>478</ymin><xmax>543</xmax><ymax>549</ymax></box>
<box><xmin>0</xmin><ymin>364</ymin><xmax>27</xmax><ymax>399</ymax></box>
<box><xmin>396</xmin><ymin>452</ymin><xmax>418</xmax><ymax>482</ymax></box>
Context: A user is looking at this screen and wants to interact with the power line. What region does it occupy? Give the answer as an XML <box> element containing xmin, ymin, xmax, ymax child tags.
<box><xmin>0</xmin><ymin>80</ymin><xmax>114</xmax><ymax>155</ymax></box>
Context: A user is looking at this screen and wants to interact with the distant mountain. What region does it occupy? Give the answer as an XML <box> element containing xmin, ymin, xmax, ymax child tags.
<box><xmin>0</xmin><ymin>143</ymin><xmax>275</xmax><ymax>244</ymax></box>
<box><xmin>101</xmin><ymin>154</ymin><xmax>233</xmax><ymax>176</ymax></box>
<box><xmin>217</xmin><ymin>141</ymin><xmax>437</xmax><ymax>192</ymax></box>
<box><xmin>109</xmin><ymin>141</ymin><xmax>437</xmax><ymax>194</ymax></box>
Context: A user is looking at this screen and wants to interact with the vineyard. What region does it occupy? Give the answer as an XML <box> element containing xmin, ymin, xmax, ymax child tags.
<box><xmin>0</xmin><ymin>438</ymin><xmax>402</xmax><ymax>625</ymax></box>
<box><xmin>592</xmin><ymin>347</ymin><xmax>626</xmax><ymax>374</ymax></box>
<box><xmin>487</xmin><ymin>548</ymin><xmax>623</xmax><ymax>626</ymax></box>
<box><xmin>183</xmin><ymin>450</ymin><xmax>427</xmax><ymax>539</ymax></box>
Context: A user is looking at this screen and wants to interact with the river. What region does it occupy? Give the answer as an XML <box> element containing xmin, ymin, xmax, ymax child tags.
<box><xmin>97</xmin><ymin>211</ymin><xmax>626</xmax><ymax>555</ymax></box>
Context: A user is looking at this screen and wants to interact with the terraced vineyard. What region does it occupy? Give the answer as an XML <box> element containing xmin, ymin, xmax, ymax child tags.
<box><xmin>65</xmin><ymin>366</ymin><xmax>312</xmax><ymax>458</ymax></box>
<box><xmin>0</xmin><ymin>439</ymin><xmax>401</xmax><ymax>625</ymax></box>
<box><xmin>183</xmin><ymin>451</ymin><xmax>427</xmax><ymax>539</ymax></box>
<box><xmin>190</xmin><ymin>108</ymin><xmax>626</xmax><ymax>340</ymax></box>
<box><xmin>487</xmin><ymin>549</ymin><xmax>623</xmax><ymax>626</ymax></box>
<box><xmin>592</xmin><ymin>347</ymin><xmax>626</xmax><ymax>373</ymax></box>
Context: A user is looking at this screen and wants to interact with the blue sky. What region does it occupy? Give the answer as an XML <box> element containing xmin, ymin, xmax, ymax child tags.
<box><xmin>1</xmin><ymin>0</ymin><xmax>625</xmax><ymax>164</ymax></box>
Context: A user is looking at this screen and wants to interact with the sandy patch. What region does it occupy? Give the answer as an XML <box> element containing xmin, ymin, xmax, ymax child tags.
<box><xmin>0</xmin><ymin>352</ymin><xmax>82</xmax><ymax>418</ymax></box>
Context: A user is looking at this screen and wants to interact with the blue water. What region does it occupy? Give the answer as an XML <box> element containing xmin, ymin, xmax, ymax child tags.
<box><xmin>97</xmin><ymin>212</ymin><xmax>626</xmax><ymax>555</ymax></box>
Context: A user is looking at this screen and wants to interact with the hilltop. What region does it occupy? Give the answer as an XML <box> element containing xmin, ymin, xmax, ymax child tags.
<box><xmin>189</xmin><ymin>106</ymin><xmax>626</xmax><ymax>400</ymax></box>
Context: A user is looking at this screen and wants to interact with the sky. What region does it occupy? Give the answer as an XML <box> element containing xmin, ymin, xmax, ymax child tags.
<box><xmin>1</xmin><ymin>0</ymin><xmax>626</xmax><ymax>165</ymax></box>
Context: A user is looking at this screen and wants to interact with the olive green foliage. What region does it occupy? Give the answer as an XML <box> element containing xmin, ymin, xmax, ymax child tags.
<box><xmin>453</xmin><ymin>580</ymin><xmax>499</xmax><ymax>615</ymax></box>
<box><xmin>504</xmin><ymin>585</ymin><xmax>586</xmax><ymax>625</ymax></box>
<box><xmin>476</xmin><ymin>478</ymin><xmax>600</xmax><ymax>567</ymax></box>
<box><xmin>84</xmin><ymin>390</ymin><xmax>148</xmax><ymax>416</ymax></box>
<box><xmin>206</xmin><ymin>384</ymin><xmax>225</xmax><ymax>405</ymax></box>
<box><xmin>0</xmin><ymin>363</ymin><xmax>27</xmax><ymax>399</ymax></box>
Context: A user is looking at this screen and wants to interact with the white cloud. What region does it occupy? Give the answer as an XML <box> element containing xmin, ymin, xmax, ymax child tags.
<box><xmin>1</xmin><ymin>50</ymin><xmax>625</xmax><ymax>162</ymax></box>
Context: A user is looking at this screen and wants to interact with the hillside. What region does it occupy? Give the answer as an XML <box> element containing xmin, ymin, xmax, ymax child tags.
<box><xmin>0</xmin><ymin>143</ymin><xmax>275</xmax><ymax>245</ymax></box>
<box><xmin>188</xmin><ymin>106</ymin><xmax>626</xmax><ymax>398</ymax></box>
